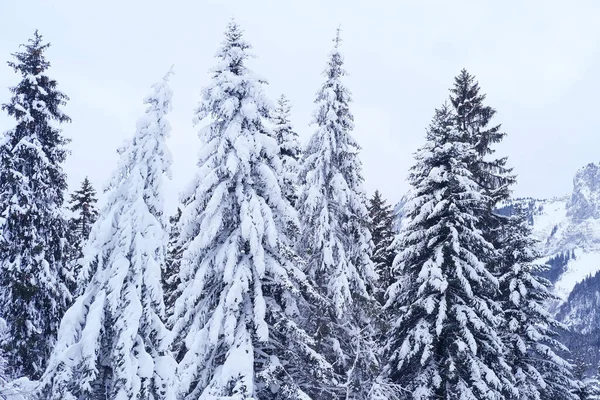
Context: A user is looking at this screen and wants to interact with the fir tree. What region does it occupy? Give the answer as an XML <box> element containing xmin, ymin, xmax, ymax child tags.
<box><xmin>0</xmin><ymin>30</ymin><xmax>73</xmax><ymax>380</ymax></box>
<box><xmin>170</xmin><ymin>21</ymin><xmax>334</xmax><ymax>400</ymax></box>
<box><xmin>368</xmin><ymin>190</ymin><xmax>396</xmax><ymax>303</ymax></box>
<box><xmin>381</xmin><ymin>103</ymin><xmax>514</xmax><ymax>400</ymax></box>
<box><xmin>499</xmin><ymin>211</ymin><xmax>577</xmax><ymax>400</ymax></box>
<box><xmin>295</xmin><ymin>29</ymin><xmax>379</xmax><ymax>399</ymax></box>
<box><xmin>449</xmin><ymin>69</ymin><xmax>514</xmax><ymax>207</ymax></box>
<box><xmin>272</xmin><ymin>94</ymin><xmax>301</xmax><ymax>207</ymax></box>
<box><xmin>37</xmin><ymin>71</ymin><xmax>176</xmax><ymax>400</ymax></box>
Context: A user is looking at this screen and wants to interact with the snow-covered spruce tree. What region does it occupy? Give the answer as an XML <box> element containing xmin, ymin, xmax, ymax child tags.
<box><xmin>68</xmin><ymin>176</ymin><xmax>98</xmax><ymax>291</ymax></box>
<box><xmin>368</xmin><ymin>190</ymin><xmax>396</xmax><ymax>304</ymax></box>
<box><xmin>449</xmin><ymin>68</ymin><xmax>514</xmax><ymax>207</ymax></box>
<box><xmin>170</xmin><ymin>21</ymin><xmax>333</xmax><ymax>400</ymax></box>
<box><xmin>272</xmin><ymin>94</ymin><xmax>301</xmax><ymax>207</ymax></box>
<box><xmin>381</xmin><ymin>103</ymin><xmax>514</xmax><ymax>400</ymax></box>
<box><xmin>295</xmin><ymin>29</ymin><xmax>379</xmax><ymax>399</ymax></box>
<box><xmin>448</xmin><ymin>69</ymin><xmax>516</xmax><ymax>278</ymax></box>
<box><xmin>163</xmin><ymin>207</ymin><xmax>182</xmax><ymax>323</ymax></box>
<box><xmin>37</xmin><ymin>71</ymin><xmax>176</xmax><ymax>400</ymax></box>
<box><xmin>0</xmin><ymin>30</ymin><xmax>73</xmax><ymax>380</ymax></box>
<box><xmin>499</xmin><ymin>211</ymin><xmax>576</xmax><ymax>400</ymax></box>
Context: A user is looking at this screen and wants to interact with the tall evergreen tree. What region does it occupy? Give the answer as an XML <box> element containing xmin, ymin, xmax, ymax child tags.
<box><xmin>272</xmin><ymin>94</ymin><xmax>301</xmax><ymax>207</ymax></box>
<box><xmin>37</xmin><ymin>71</ymin><xmax>176</xmax><ymax>400</ymax></box>
<box><xmin>68</xmin><ymin>176</ymin><xmax>98</xmax><ymax>292</ymax></box>
<box><xmin>381</xmin><ymin>104</ymin><xmax>514</xmax><ymax>400</ymax></box>
<box><xmin>295</xmin><ymin>29</ymin><xmax>379</xmax><ymax>399</ymax></box>
<box><xmin>170</xmin><ymin>21</ymin><xmax>333</xmax><ymax>400</ymax></box>
<box><xmin>368</xmin><ymin>190</ymin><xmax>396</xmax><ymax>303</ymax></box>
<box><xmin>499</xmin><ymin>211</ymin><xmax>576</xmax><ymax>400</ymax></box>
<box><xmin>0</xmin><ymin>31</ymin><xmax>73</xmax><ymax>380</ymax></box>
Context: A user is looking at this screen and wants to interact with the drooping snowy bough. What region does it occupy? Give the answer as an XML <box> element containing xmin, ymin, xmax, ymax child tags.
<box><xmin>37</xmin><ymin>70</ymin><xmax>176</xmax><ymax>400</ymax></box>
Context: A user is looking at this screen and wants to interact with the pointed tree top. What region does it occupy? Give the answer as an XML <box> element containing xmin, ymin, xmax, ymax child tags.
<box><xmin>333</xmin><ymin>26</ymin><xmax>343</xmax><ymax>49</ymax></box>
<box><xmin>224</xmin><ymin>18</ymin><xmax>247</xmax><ymax>47</ymax></box>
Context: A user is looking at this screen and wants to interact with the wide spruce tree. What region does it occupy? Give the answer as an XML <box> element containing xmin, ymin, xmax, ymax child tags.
<box><xmin>272</xmin><ymin>94</ymin><xmax>301</xmax><ymax>207</ymax></box>
<box><xmin>368</xmin><ymin>190</ymin><xmax>396</xmax><ymax>303</ymax></box>
<box><xmin>295</xmin><ymin>30</ymin><xmax>379</xmax><ymax>399</ymax></box>
<box><xmin>37</xmin><ymin>71</ymin><xmax>176</xmax><ymax>400</ymax></box>
<box><xmin>499</xmin><ymin>211</ymin><xmax>577</xmax><ymax>400</ymax></box>
<box><xmin>170</xmin><ymin>21</ymin><xmax>333</xmax><ymax>400</ymax></box>
<box><xmin>0</xmin><ymin>31</ymin><xmax>73</xmax><ymax>380</ymax></box>
<box><xmin>381</xmin><ymin>103</ymin><xmax>514</xmax><ymax>400</ymax></box>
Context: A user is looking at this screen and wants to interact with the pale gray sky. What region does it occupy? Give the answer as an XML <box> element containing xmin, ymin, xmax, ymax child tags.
<box><xmin>1</xmin><ymin>0</ymin><xmax>600</xmax><ymax>211</ymax></box>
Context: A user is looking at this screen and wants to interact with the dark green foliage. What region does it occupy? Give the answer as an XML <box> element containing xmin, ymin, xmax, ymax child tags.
<box><xmin>0</xmin><ymin>30</ymin><xmax>72</xmax><ymax>380</ymax></box>
<box><xmin>368</xmin><ymin>190</ymin><xmax>396</xmax><ymax>303</ymax></box>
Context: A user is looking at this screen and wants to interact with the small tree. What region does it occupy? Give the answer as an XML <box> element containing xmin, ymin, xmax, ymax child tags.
<box><xmin>368</xmin><ymin>190</ymin><xmax>396</xmax><ymax>303</ymax></box>
<box><xmin>163</xmin><ymin>207</ymin><xmax>182</xmax><ymax>323</ymax></box>
<box><xmin>68</xmin><ymin>176</ymin><xmax>98</xmax><ymax>291</ymax></box>
<box><xmin>272</xmin><ymin>94</ymin><xmax>301</xmax><ymax>208</ymax></box>
<box><xmin>68</xmin><ymin>177</ymin><xmax>98</xmax><ymax>250</ymax></box>
<box><xmin>37</xmin><ymin>71</ymin><xmax>176</xmax><ymax>400</ymax></box>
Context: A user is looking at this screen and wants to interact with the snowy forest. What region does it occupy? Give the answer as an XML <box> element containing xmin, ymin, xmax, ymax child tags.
<box><xmin>0</xmin><ymin>20</ymin><xmax>598</xmax><ymax>400</ymax></box>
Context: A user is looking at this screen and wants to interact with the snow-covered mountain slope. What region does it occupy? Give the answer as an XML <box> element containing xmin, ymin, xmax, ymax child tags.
<box><xmin>503</xmin><ymin>163</ymin><xmax>600</xmax><ymax>304</ymax></box>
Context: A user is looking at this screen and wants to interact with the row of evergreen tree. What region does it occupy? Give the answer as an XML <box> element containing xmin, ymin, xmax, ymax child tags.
<box><xmin>0</xmin><ymin>21</ymin><xmax>591</xmax><ymax>400</ymax></box>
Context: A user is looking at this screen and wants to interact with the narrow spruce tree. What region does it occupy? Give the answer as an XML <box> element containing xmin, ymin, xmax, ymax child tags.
<box><xmin>0</xmin><ymin>31</ymin><xmax>73</xmax><ymax>380</ymax></box>
<box><xmin>163</xmin><ymin>207</ymin><xmax>182</xmax><ymax>323</ymax></box>
<box><xmin>68</xmin><ymin>176</ymin><xmax>98</xmax><ymax>291</ymax></box>
<box><xmin>368</xmin><ymin>190</ymin><xmax>396</xmax><ymax>303</ymax></box>
<box><xmin>272</xmin><ymin>94</ymin><xmax>301</xmax><ymax>207</ymax></box>
<box><xmin>381</xmin><ymin>104</ymin><xmax>513</xmax><ymax>400</ymax></box>
<box><xmin>37</xmin><ymin>71</ymin><xmax>176</xmax><ymax>400</ymax></box>
<box><xmin>68</xmin><ymin>177</ymin><xmax>98</xmax><ymax>250</ymax></box>
<box><xmin>170</xmin><ymin>21</ymin><xmax>333</xmax><ymax>400</ymax></box>
<box><xmin>499</xmin><ymin>211</ymin><xmax>577</xmax><ymax>400</ymax></box>
<box><xmin>296</xmin><ymin>29</ymin><xmax>379</xmax><ymax>399</ymax></box>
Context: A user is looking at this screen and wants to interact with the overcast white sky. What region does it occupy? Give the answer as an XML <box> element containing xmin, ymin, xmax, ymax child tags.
<box><xmin>1</xmin><ymin>0</ymin><xmax>600</xmax><ymax>211</ymax></box>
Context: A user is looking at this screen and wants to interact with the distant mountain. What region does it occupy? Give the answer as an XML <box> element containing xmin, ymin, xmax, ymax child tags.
<box><xmin>501</xmin><ymin>163</ymin><xmax>600</xmax><ymax>371</ymax></box>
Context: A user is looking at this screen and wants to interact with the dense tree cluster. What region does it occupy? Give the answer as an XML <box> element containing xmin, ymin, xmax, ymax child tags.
<box><xmin>0</xmin><ymin>24</ymin><xmax>586</xmax><ymax>400</ymax></box>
